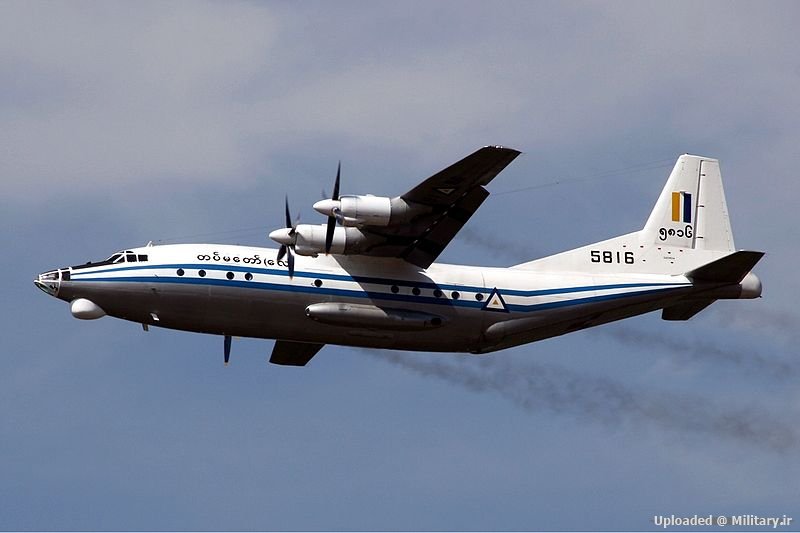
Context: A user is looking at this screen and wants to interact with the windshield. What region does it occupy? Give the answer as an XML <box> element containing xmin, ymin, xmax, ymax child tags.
<box><xmin>73</xmin><ymin>250</ymin><xmax>147</xmax><ymax>270</ymax></box>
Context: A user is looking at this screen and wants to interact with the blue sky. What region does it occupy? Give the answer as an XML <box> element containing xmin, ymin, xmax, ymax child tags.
<box><xmin>2</xmin><ymin>1</ymin><xmax>799</xmax><ymax>530</ymax></box>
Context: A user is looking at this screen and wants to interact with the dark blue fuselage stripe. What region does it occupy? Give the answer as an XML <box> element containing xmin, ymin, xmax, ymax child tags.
<box><xmin>70</xmin><ymin>274</ymin><xmax>685</xmax><ymax>312</ymax></box>
<box><xmin>70</xmin><ymin>263</ymin><xmax>689</xmax><ymax>297</ymax></box>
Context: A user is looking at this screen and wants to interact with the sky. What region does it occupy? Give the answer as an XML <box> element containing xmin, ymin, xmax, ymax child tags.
<box><xmin>2</xmin><ymin>1</ymin><xmax>799</xmax><ymax>530</ymax></box>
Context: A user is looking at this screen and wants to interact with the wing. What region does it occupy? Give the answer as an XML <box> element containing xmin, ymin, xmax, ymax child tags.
<box><xmin>359</xmin><ymin>146</ymin><xmax>521</xmax><ymax>268</ymax></box>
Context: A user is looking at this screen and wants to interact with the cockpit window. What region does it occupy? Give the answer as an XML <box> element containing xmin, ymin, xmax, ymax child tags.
<box><xmin>73</xmin><ymin>250</ymin><xmax>143</xmax><ymax>270</ymax></box>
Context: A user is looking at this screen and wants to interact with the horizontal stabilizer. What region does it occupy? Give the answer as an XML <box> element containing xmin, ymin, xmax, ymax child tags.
<box><xmin>270</xmin><ymin>340</ymin><xmax>324</xmax><ymax>366</ymax></box>
<box><xmin>686</xmin><ymin>251</ymin><xmax>764</xmax><ymax>283</ymax></box>
<box><xmin>661</xmin><ymin>299</ymin><xmax>716</xmax><ymax>321</ymax></box>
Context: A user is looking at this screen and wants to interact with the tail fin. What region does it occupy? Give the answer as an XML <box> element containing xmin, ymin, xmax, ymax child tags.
<box><xmin>641</xmin><ymin>155</ymin><xmax>735</xmax><ymax>251</ymax></box>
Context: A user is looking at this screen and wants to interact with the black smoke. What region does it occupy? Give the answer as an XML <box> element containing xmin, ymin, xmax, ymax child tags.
<box><xmin>363</xmin><ymin>350</ymin><xmax>797</xmax><ymax>453</ymax></box>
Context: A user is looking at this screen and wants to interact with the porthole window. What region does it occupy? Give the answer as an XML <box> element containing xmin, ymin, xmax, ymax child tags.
<box><xmin>451</xmin><ymin>291</ymin><xmax>460</xmax><ymax>300</ymax></box>
<box><xmin>176</xmin><ymin>268</ymin><xmax>184</xmax><ymax>277</ymax></box>
<box><xmin>412</xmin><ymin>287</ymin><xmax>421</xmax><ymax>296</ymax></box>
<box><xmin>391</xmin><ymin>285</ymin><xmax>399</xmax><ymax>294</ymax></box>
<box><xmin>475</xmin><ymin>293</ymin><xmax>484</xmax><ymax>301</ymax></box>
<box><xmin>314</xmin><ymin>279</ymin><xmax>322</xmax><ymax>287</ymax></box>
<box><xmin>244</xmin><ymin>272</ymin><xmax>253</xmax><ymax>281</ymax></box>
<box><xmin>433</xmin><ymin>289</ymin><xmax>443</xmax><ymax>298</ymax></box>
<box><xmin>198</xmin><ymin>269</ymin><xmax>206</xmax><ymax>277</ymax></box>
<box><xmin>226</xmin><ymin>272</ymin><xmax>234</xmax><ymax>280</ymax></box>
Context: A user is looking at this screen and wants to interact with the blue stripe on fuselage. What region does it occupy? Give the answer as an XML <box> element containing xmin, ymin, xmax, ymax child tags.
<box><xmin>69</xmin><ymin>262</ymin><xmax>689</xmax><ymax>297</ymax></box>
<box><xmin>69</xmin><ymin>269</ymin><xmax>689</xmax><ymax>313</ymax></box>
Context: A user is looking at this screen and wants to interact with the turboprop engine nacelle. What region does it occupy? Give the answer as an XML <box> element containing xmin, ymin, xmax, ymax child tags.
<box><xmin>313</xmin><ymin>196</ymin><xmax>424</xmax><ymax>227</ymax></box>
<box><xmin>270</xmin><ymin>224</ymin><xmax>376</xmax><ymax>256</ymax></box>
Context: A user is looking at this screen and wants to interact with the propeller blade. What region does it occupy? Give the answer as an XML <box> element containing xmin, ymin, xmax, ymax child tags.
<box><xmin>277</xmin><ymin>196</ymin><xmax>299</xmax><ymax>270</ymax></box>
<box><xmin>324</xmin><ymin>162</ymin><xmax>342</xmax><ymax>254</ymax></box>
<box><xmin>332</xmin><ymin>161</ymin><xmax>341</xmax><ymax>200</ymax></box>
<box><xmin>325</xmin><ymin>215</ymin><xmax>337</xmax><ymax>254</ymax></box>
<box><xmin>224</xmin><ymin>335</ymin><xmax>232</xmax><ymax>365</ymax></box>
<box><xmin>284</xmin><ymin>195</ymin><xmax>292</xmax><ymax>228</ymax></box>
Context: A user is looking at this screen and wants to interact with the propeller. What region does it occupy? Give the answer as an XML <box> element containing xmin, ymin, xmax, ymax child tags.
<box><xmin>313</xmin><ymin>162</ymin><xmax>342</xmax><ymax>254</ymax></box>
<box><xmin>325</xmin><ymin>162</ymin><xmax>341</xmax><ymax>254</ymax></box>
<box><xmin>268</xmin><ymin>196</ymin><xmax>298</xmax><ymax>278</ymax></box>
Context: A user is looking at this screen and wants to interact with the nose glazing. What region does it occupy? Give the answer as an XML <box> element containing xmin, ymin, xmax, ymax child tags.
<box><xmin>34</xmin><ymin>270</ymin><xmax>60</xmax><ymax>296</ymax></box>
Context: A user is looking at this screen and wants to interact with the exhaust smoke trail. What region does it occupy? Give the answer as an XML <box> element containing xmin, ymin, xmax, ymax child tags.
<box><xmin>364</xmin><ymin>350</ymin><xmax>797</xmax><ymax>453</ymax></box>
<box><xmin>595</xmin><ymin>326</ymin><xmax>797</xmax><ymax>378</ymax></box>
<box><xmin>713</xmin><ymin>306</ymin><xmax>800</xmax><ymax>343</ymax></box>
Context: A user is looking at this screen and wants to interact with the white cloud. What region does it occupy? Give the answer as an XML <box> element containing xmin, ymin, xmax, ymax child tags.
<box><xmin>0</xmin><ymin>1</ymin><xmax>278</xmax><ymax>198</ymax></box>
<box><xmin>3</xmin><ymin>1</ymin><xmax>799</xmax><ymax>208</ymax></box>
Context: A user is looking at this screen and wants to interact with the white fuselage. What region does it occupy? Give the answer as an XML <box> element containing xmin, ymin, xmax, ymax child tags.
<box><xmin>39</xmin><ymin>243</ymin><xmax>704</xmax><ymax>354</ymax></box>
<box><xmin>34</xmin><ymin>152</ymin><xmax>764</xmax><ymax>360</ymax></box>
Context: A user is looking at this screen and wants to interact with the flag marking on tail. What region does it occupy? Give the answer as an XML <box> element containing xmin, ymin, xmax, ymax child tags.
<box><xmin>671</xmin><ymin>191</ymin><xmax>692</xmax><ymax>223</ymax></box>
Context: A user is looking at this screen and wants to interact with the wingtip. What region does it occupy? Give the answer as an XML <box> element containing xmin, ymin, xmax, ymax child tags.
<box><xmin>483</xmin><ymin>145</ymin><xmax>523</xmax><ymax>156</ymax></box>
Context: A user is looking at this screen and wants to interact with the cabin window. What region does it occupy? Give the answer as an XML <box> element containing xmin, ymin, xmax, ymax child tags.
<box><xmin>137</xmin><ymin>254</ymin><xmax>148</xmax><ymax>262</ymax></box>
<box><xmin>198</xmin><ymin>270</ymin><xmax>206</xmax><ymax>277</ymax></box>
<box><xmin>226</xmin><ymin>272</ymin><xmax>234</xmax><ymax>280</ymax></box>
<box><xmin>126</xmin><ymin>254</ymin><xmax>136</xmax><ymax>262</ymax></box>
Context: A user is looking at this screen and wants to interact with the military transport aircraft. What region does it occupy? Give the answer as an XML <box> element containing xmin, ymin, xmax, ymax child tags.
<box><xmin>35</xmin><ymin>146</ymin><xmax>763</xmax><ymax>366</ymax></box>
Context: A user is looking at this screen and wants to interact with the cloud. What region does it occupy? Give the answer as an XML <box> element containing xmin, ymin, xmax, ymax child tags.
<box><xmin>6</xmin><ymin>1</ymin><xmax>799</xmax><ymax>206</ymax></box>
<box><xmin>0</xmin><ymin>1</ymin><xmax>278</xmax><ymax>198</ymax></box>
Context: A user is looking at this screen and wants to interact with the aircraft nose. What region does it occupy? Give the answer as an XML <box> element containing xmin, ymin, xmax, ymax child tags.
<box><xmin>34</xmin><ymin>270</ymin><xmax>61</xmax><ymax>296</ymax></box>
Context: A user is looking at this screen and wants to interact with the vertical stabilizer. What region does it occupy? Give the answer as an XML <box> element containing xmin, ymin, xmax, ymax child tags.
<box><xmin>641</xmin><ymin>155</ymin><xmax>734</xmax><ymax>251</ymax></box>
